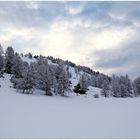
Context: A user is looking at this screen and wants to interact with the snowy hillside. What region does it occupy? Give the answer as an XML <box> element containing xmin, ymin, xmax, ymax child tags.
<box><xmin>20</xmin><ymin>55</ymin><xmax>102</xmax><ymax>97</ymax></box>
<box><xmin>0</xmin><ymin>74</ymin><xmax>140</xmax><ymax>138</ymax></box>
<box><xmin>1</xmin><ymin>47</ymin><xmax>140</xmax><ymax>138</ymax></box>
<box><xmin>3</xmin><ymin>47</ymin><xmax>138</xmax><ymax>98</ymax></box>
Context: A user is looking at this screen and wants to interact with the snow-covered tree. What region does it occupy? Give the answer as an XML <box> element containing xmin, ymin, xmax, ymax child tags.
<box><xmin>119</xmin><ymin>84</ymin><xmax>128</xmax><ymax>97</ymax></box>
<box><xmin>90</xmin><ymin>74</ymin><xmax>96</xmax><ymax>87</ymax></box>
<box><xmin>111</xmin><ymin>75</ymin><xmax>121</xmax><ymax>97</ymax></box>
<box><xmin>133</xmin><ymin>77</ymin><xmax>140</xmax><ymax>97</ymax></box>
<box><xmin>0</xmin><ymin>44</ymin><xmax>4</xmax><ymax>55</ymax></box>
<box><xmin>13</xmin><ymin>64</ymin><xmax>36</xmax><ymax>94</ymax></box>
<box><xmin>0</xmin><ymin>54</ymin><xmax>4</xmax><ymax>77</ymax></box>
<box><xmin>101</xmin><ymin>79</ymin><xmax>110</xmax><ymax>97</ymax></box>
<box><xmin>5</xmin><ymin>46</ymin><xmax>15</xmax><ymax>74</ymax></box>
<box><xmin>28</xmin><ymin>52</ymin><xmax>32</xmax><ymax>59</ymax></box>
<box><xmin>0</xmin><ymin>54</ymin><xmax>4</xmax><ymax>71</ymax></box>
<box><xmin>36</xmin><ymin>57</ymin><xmax>52</xmax><ymax>96</ymax></box>
<box><xmin>58</xmin><ymin>68</ymin><xmax>71</xmax><ymax>96</ymax></box>
<box><xmin>73</xmin><ymin>73</ymin><xmax>89</xmax><ymax>95</ymax></box>
<box><xmin>79</xmin><ymin>73</ymin><xmax>88</xmax><ymax>94</ymax></box>
<box><xmin>52</xmin><ymin>76</ymin><xmax>58</xmax><ymax>95</ymax></box>
<box><xmin>80</xmin><ymin>73</ymin><xmax>88</xmax><ymax>90</ymax></box>
<box><xmin>12</xmin><ymin>53</ymin><xmax>23</xmax><ymax>78</ymax></box>
<box><xmin>119</xmin><ymin>75</ymin><xmax>132</xmax><ymax>97</ymax></box>
<box><xmin>55</xmin><ymin>63</ymin><xmax>71</xmax><ymax>96</ymax></box>
<box><xmin>73</xmin><ymin>83</ymin><xmax>80</xmax><ymax>95</ymax></box>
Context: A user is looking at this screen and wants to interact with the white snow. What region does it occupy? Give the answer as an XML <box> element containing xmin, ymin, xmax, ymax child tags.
<box><xmin>0</xmin><ymin>74</ymin><xmax>140</xmax><ymax>138</ymax></box>
<box><xmin>21</xmin><ymin>56</ymin><xmax>36</xmax><ymax>64</ymax></box>
<box><xmin>47</xmin><ymin>59</ymin><xmax>58</xmax><ymax>66</ymax></box>
<box><xmin>21</xmin><ymin>56</ymin><xmax>58</xmax><ymax>66</ymax></box>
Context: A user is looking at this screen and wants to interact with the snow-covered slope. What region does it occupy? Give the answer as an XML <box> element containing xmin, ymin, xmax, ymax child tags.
<box><xmin>21</xmin><ymin>56</ymin><xmax>101</xmax><ymax>97</ymax></box>
<box><xmin>0</xmin><ymin>74</ymin><xmax>140</xmax><ymax>138</ymax></box>
<box><xmin>21</xmin><ymin>56</ymin><xmax>57</xmax><ymax>66</ymax></box>
<box><xmin>22</xmin><ymin>56</ymin><xmax>36</xmax><ymax>64</ymax></box>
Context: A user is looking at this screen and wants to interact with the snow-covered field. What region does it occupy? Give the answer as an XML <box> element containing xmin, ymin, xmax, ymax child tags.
<box><xmin>0</xmin><ymin>74</ymin><xmax>140</xmax><ymax>139</ymax></box>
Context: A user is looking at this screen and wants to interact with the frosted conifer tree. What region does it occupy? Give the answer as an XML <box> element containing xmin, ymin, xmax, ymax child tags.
<box><xmin>0</xmin><ymin>54</ymin><xmax>4</xmax><ymax>76</ymax></box>
<box><xmin>79</xmin><ymin>73</ymin><xmax>88</xmax><ymax>94</ymax></box>
<box><xmin>36</xmin><ymin>57</ymin><xmax>52</xmax><ymax>96</ymax></box>
<box><xmin>133</xmin><ymin>77</ymin><xmax>140</xmax><ymax>97</ymax></box>
<box><xmin>55</xmin><ymin>63</ymin><xmax>71</xmax><ymax>96</ymax></box>
<box><xmin>5</xmin><ymin>47</ymin><xmax>15</xmax><ymax>74</ymax></box>
<box><xmin>12</xmin><ymin>53</ymin><xmax>23</xmax><ymax>78</ymax></box>
<box><xmin>119</xmin><ymin>84</ymin><xmax>127</xmax><ymax>97</ymax></box>
<box><xmin>58</xmin><ymin>68</ymin><xmax>71</xmax><ymax>96</ymax></box>
<box><xmin>111</xmin><ymin>75</ymin><xmax>121</xmax><ymax>97</ymax></box>
<box><xmin>0</xmin><ymin>44</ymin><xmax>4</xmax><ymax>55</ymax></box>
<box><xmin>90</xmin><ymin>74</ymin><xmax>96</xmax><ymax>87</ymax></box>
<box><xmin>14</xmin><ymin>64</ymin><xmax>36</xmax><ymax>94</ymax></box>
<box><xmin>101</xmin><ymin>79</ymin><xmax>110</xmax><ymax>97</ymax></box>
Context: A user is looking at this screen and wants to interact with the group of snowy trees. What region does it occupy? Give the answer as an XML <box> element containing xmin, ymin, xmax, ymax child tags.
<box><xmin>1</xmin><ymin>45</ymin><xmax>140</xmax><ymax>98</ymax></box>
<box><xmin>110</xmin><ymin>75</ymin><xmax>132</xmax><ymax>97</ymax></box>
<box><xmin>73</xmin><ymin>66</ymin><xmax>140</xmax><ymax>98</ymax></box>
<box><xmin>101</xmin><ymin>74</ymin><xmax>140</xmax><ymax>98</ymax></box>
<box><xmin>0</xmin><ymin>46</ymin><xmax>72</xmax><ymax>96</ymax></box>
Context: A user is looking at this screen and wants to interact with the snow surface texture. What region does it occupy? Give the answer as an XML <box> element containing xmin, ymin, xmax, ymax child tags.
<box><xmin>0</xmin><ymin>74</ymin><xmax>140</xmax><ymax>139</ymax></box>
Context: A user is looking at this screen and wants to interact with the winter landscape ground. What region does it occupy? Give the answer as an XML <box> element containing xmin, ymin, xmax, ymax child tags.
<box><xmin>1</xmin><ymin>73</ymin><xmax>140</xmax><ymax>139</ymax></box>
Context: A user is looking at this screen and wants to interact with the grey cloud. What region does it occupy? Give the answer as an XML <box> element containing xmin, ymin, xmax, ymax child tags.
<box><xmin>90</xmin><ymin>42</ymin><xmax>140</xmax><ymax>78</ymax></box>
<box><xmin>0</xmin><ymin>1</ymin><xmax>140</xmax><ymax>30</ymax></box>
<box><xmin>0</xmin><ymin>1</ymin><xmax>67</xmax><ymax>28</ymax></box>
<box><xmin>95</xmin><ymin>45</ymin><xmax>140</xmax><ymax>68</ymax></box>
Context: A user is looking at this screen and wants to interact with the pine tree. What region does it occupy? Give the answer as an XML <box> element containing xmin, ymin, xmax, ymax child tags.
<box><xmin>58</xmin><ymin>68</ymin><xmax>71</xmax><ymax>96</ymax></box>
<box><xmin>5</xmin><ymin>47</ymin><xmax>15</xmax><ymax>74</ymax></box>
<box><xmin>111</xmin><ymin>75</ymin><xmax>121</xmax><ymax>97</ymax></box>
<box><xmin>14</xmin><ymin>64</ymin><xmax>36</xmax><ymax>94</ymax></box>
<box><xmin>28</xmin><ymin>52</ymin><xmax>32</xmax><ymax>59</ymax></box>
<box><xmin>55</xmin><ymin>63</ymin><xmax>71</xmax><ymax>96</ymax></box>
<box><xmin>12</xmin><ymin>53</ymin><xmax>23</xmax><ymax>78</ymax></box>
<box><xmin>80</xmin><ymin>73</ymin><xmax>88</xmax><ymax>91</ymax></box>
<box><xmin>0</xmin><ymin>54</ymin><xmax>4</xmax><ymax>77</ymax></box>
<box><xmin>0</xmin><ymin>54</ymin><xmax>4</xmax><ymax>70</ymax></box>
<box><xmin>73</xmin><ymin>83</ymin><xmax>81</xmax><ymax>95</ymax></box>
<box><xmin>36</xmin><ymin>57</ymin><xmax>52</xmax><ymax>96</ymax></box>
<box><xmin>133</xmin><ymin>77</ymin><xmax>140</xmax><ymax>97</ymax></box>
<box><xmin>119</xmin><ymin>75</ymin><xmax>132</xmax><ymax>97</ymax></box>
<box><xmin>79</xmin><ymin>73</ymin><xmax>88</xmax><ymax>94</ymax></box>
<box><xmin>101</xmin><ymin>79</ymin><xmax>110</xmax><ymax>97</ymax></box>
<box><xmin>0</xmin><ymin>44</ymin><xmax>4</xmax><ymax>55</ymax></box>
<box><xmin>119</xmin><ymin>84</ymin><xmax>127</xmax><ymax>97</ymax></box>
<box><xmin>90</xmin><ymin>74</ymin><xmax>96</xmax><ymax>87</ymax></box>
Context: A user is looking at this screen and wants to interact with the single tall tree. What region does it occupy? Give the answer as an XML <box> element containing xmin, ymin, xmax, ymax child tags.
<box><xmin>5</xmin><ymin>46</ymin><xmax>15</xmax><ymax>74</ymax></box>
<box><xmin>36</xmin><ymin>57</ymin><xmax>52</xmax><ymax>96</ymax></box>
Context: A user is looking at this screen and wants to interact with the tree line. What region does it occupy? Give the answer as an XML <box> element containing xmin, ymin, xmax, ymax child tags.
<box><xmin>0</xmin><ymin>45</ymin><xmax>140</xmax><ymax>98</ymax></box>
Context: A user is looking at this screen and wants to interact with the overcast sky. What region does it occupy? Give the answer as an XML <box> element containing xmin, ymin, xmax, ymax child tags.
<box><xmin>0</xmin><ymin>1</ymin><xmax>140</xmax><ymax>78</ymax></box>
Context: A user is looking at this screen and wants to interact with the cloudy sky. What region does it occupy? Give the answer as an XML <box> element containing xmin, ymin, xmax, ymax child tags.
<box><xmin>0</xmin><ymin>1</ymin><xmax>140</xmax><ymax>78</ymax></box>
